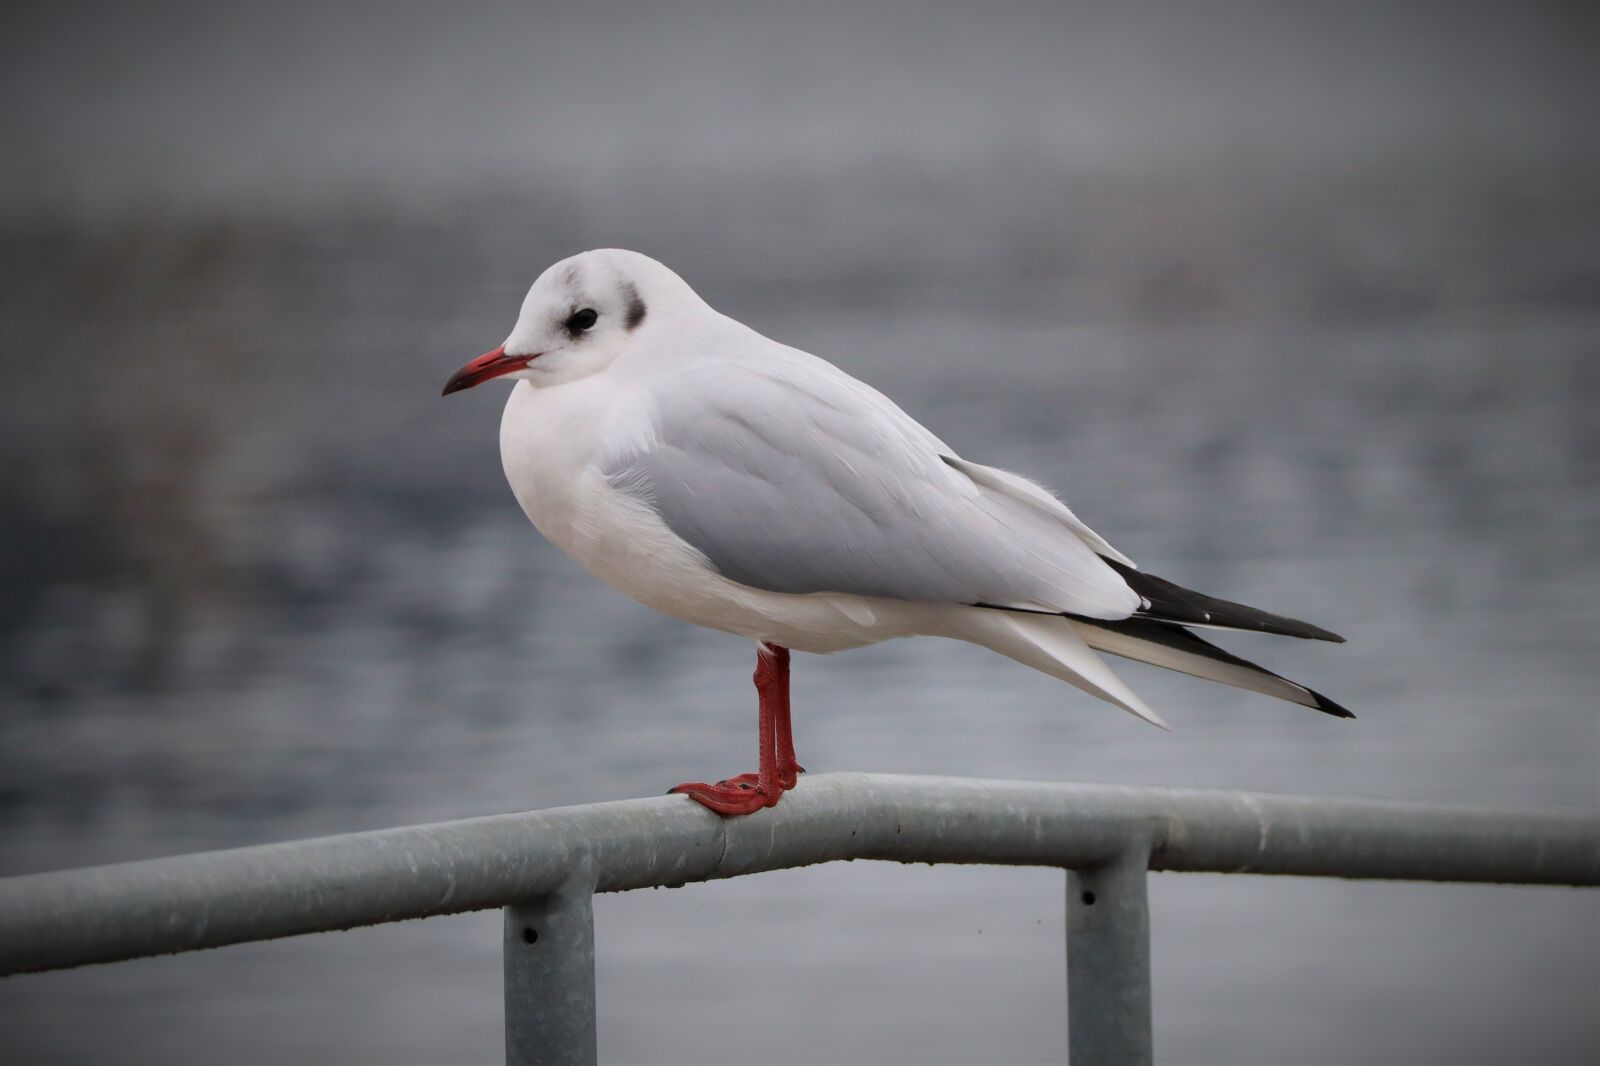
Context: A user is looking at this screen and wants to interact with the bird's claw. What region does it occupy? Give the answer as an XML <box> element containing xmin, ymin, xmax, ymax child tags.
<box><xmin>669</xmin><ymin>777</ymin><xmax>784</xmax><ymax>816</ymax></box>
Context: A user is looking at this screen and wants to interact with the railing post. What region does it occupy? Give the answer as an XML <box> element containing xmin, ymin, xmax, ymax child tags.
<box><xmin>503</xmin><ymin>859</ymin><xmax>598</xmax><ymax>1066</ymax></box>
<box><xmin>1066</xmin><ymin>843</ymin><xmax>1154</xmax><ymax>1066</ymax></box>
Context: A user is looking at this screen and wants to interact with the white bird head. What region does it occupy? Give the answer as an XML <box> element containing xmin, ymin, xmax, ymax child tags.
<box><xmin>442</xmin><ymin>248</ymin><xmax>700</xmax><ymax>394</ymax></box>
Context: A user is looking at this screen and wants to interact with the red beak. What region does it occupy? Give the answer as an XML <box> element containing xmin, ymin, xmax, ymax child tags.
<box><xmin>441</xmin><ymin>346</ymin><xmax>535</xmax><ymax>396</ymax></box>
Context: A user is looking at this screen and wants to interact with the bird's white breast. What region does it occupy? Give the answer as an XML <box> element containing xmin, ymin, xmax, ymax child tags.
<box><xmin>498</xmin><ymin>378</ymin><xmax>611</xmax><ymax>551</ymax></box>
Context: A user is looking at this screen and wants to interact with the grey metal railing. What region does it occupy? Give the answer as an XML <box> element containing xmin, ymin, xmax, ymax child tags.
<box><xmin>2</xmin><ymin>772</ymin><xmax>1597</xmax><ymax>1064</ymax></box>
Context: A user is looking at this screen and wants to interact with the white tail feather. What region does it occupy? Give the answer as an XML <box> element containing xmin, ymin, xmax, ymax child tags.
<box><xmin>947</xmin><ymin>609</ymin><xmax>1171</xmax><ymax>730</ymax></box>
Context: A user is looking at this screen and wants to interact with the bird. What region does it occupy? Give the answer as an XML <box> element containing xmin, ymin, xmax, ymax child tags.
<box><xmin>442</xmin><ymin>249</ymin><xmax>1349</xmax><ymax>817</ymax></box>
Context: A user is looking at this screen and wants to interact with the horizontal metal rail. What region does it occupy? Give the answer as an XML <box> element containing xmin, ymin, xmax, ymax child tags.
<box><xmin>2</xmin><ymin>773</ymin><xmax>1596</xmax><ymax>1064</ymax></box>
<box><xmin>3</xmin><ymin>772</ymin><xmax>1596</xmax><ymax>975</ymax></box>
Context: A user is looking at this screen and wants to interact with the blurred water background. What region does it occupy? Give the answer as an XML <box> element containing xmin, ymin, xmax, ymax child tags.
<box><xmin>1</xmin><ymin>3</ymin><xmax>1597</xmax><ymax>1063</ymax></box>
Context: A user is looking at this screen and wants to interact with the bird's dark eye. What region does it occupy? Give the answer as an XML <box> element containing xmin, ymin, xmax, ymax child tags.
<box><xmin>566</xmin><ymin>307</ymin><xmax>599</xmax><ymax>334</ymax></box>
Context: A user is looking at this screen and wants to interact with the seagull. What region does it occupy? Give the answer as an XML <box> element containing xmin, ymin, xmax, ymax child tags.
<box><xmin>443</xmin><ymin>249</ymin><xmax>1350</xmax><ymax>816</ymax></box>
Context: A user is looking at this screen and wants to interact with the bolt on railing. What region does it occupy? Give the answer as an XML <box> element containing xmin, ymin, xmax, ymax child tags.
<box><xmin>2</xmin><ymin>772</ymin><xmax>1597</xmax><ymax>1064</ymax></box>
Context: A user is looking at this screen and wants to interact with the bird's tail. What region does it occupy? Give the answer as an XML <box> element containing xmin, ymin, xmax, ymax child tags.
<box><xmin>946</xmin><ymin>609</ymin><xmax>1171</xmax><ymax>730</ymax></box>
<box><xmin>945</xmin><ymin>608</ymin><xmax>1353</xmax><ymax>725</ymax></box>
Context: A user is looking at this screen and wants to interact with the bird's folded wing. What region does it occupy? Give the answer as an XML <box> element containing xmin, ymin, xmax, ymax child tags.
<box><xmin>603</xmin><ymin>358</ymin><xmax>1139</xmax><ymax>619</ymax></box>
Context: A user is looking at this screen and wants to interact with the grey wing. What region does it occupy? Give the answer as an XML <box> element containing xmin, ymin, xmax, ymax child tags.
<box><xmin>607</xmin><ymin>358</ymin><xmax>1140</xmax><ymax>619</ymax></box>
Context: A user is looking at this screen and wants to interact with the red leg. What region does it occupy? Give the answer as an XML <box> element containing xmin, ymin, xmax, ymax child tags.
<box><xmin>772</xmin><ymin>649</ymin><xmax>804</xmax><ymax>788</ymax></box>
<box><xmin>671</xmin><ymin>644</ymin><xmax>802</xmax><ymax>816</ymax></box>
<box><xmin>717</xmin><ymin>646</ymin><xmax>804</xmax><ymax>789</ymax></box>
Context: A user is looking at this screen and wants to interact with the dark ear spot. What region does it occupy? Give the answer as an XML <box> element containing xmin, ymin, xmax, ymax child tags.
<box><xmin>622</xmin><ymin>282</ymin><xmax>648</xmax><ymax>331</ymax></box>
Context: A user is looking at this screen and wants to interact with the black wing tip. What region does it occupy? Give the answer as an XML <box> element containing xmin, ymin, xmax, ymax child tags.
<box><xmin>1302</xmin><ymin>624</ymin><xmax>1347</xmax><ymax>645</ymax></box>
<box><xmin>1238</xmin><ymin>618</ymin><xmax>1347</xmax><ymax>643</ymax></box>
<box><xmin>1102</xmin><ymin>557</ymin><xmax>1347</xmax><ymax>644</ymax></box>
<box><xmin>1249</xmin><ymin>620</ymin><xmax>1346</xmax><ymax>643</ymax></box>
<box><xmin>1309</xmin><ymin>689</ymin><xmax>1356</xmax><ymax>719</ymax></box>
<box><xmin>1071</xmin><ymin>615</ymin><xmax>1354</xmax><ymax>721</ymax></box>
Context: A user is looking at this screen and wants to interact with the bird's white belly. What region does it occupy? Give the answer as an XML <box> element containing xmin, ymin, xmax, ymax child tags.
<box><xmin>499</xmin><ymin>381</ymin><xmax>933</xmax><ymax>654</ymax></box>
